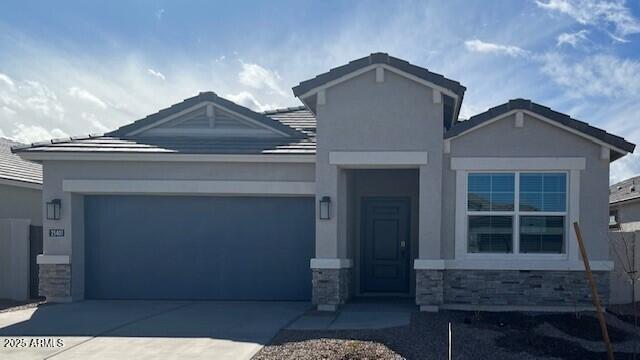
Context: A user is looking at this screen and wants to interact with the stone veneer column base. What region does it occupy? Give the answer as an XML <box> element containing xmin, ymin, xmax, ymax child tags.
<box><xmin>39</xmin><ymin>264</ymin><xmax>72</xmax><ymax>302</ymax></box>
<box><xmin>312</xmin><ymin>268</ymin><xmax>352</xmax><ymax>311</ymax></box>
<box><xmin>416</xmin><ymin>269</ymin><xmax>444</xmax><ymax>312</ymax></box>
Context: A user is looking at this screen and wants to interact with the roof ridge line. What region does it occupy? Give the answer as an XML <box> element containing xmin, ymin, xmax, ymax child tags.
<box><xmin>263</xmin><ymin>105</ymin><xmax>307</xmax><ymax>114</ymax></box>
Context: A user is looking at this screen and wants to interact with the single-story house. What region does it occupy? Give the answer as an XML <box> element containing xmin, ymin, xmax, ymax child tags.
<box><xmin>0</xmin><ymin>137</ymin><xmax>42</xmax><ymax>300</ymax></box>
<box><xmin>13</xmin><ymin>53</ymin><xmax>636</xmax><ymax>311</ymax></box>
<box><xmin>610</xmin><ymin>176</ymin><xmax>640</xmax><ymax>231</ymax></box>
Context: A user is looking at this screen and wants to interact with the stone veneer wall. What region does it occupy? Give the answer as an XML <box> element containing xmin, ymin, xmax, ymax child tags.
<box><xmin>39</xmin><ymin>264</ymin><xmax>71</xmax><ymax>299</ymax></box>
<box><xmin>416</xmin><ymin>269</ymin><xmax>609</xmax><ymax>308</ymax></box>
<box><xmin>416</xmin><ymin>270</ymin><xmax>444</xmax><ymax>306</ymax></box>
<box><xmin>312</xmin><ymin>268</ymin><xmax>352</xmax><ymax>306</ymax></box>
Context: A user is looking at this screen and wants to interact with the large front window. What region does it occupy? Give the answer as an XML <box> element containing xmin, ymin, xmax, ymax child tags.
<box><xmin>467</xmin><ymin>172</ymin><xmax>567</xmax><ymax>254</ymax></box>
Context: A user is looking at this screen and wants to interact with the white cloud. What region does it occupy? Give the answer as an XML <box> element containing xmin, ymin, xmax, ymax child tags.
<box><xmin>238</xmin><ymin>61</ymin><xmax>287</xmax><ymax>97</ymax></box>
<box><xmin>147</xmin><ymin>68</ymin><xmax>166</xmax><ymax>80</ymax></box>
<box><xmin>464</xmin><ymin>39</ymin><xmax>529</xmax><ymax>57</ymax></box>
<box><xmin>10</xmin><ymin>124</ymin><xmax>68</xmax><ymax>143</ymax></box>
<box><xmin>536</xmin><ymin>0</ymin><xmax>640</xmax><ymax>38</ymax></box>
<box><xmin>557</xmin><ymin>29</ymin><xmax>590</xmax><ymax>47</ymax></box>
<box><xmin>540</xmin><ymin>52</ymin><xmax>640</xmax><ymax>98</ymax></box>
<box><xmin>81</xmin><ymin>112</ymin><xmax>110</xmax><ymax>132</ymax></box>
<box><xmin>607</xmin><ymin>31</ymin><xmax>630</xmax><ymax>42</ymax></box>
<box><xmin>0</xmin><ymin>73</ymin><xmax>15</xmax><ymax>90</ymax></box>
<box><xmin>1</xmin><ymin>106</ymin><xmax>16</xmax><ymax>116</ymax></box>
<box><xmin>68</xmin><ymin>86</ymin><xmax>107</xmax><ymax>109</ymax></box>
<box><xmin>21</xmin><ymin>81</ymin><xmax>65</xmax><ymax>120</ymax></box>
<box><xmin>225</xmin><ymin>91</ymin><xmax>278</xmax><ymax>112</ymax></box>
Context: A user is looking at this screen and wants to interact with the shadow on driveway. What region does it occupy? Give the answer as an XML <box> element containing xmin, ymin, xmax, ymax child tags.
<box><xmin>0</xmin><ymin>300</ymin><xmax>310</xmax><ymax>360</ymax></box>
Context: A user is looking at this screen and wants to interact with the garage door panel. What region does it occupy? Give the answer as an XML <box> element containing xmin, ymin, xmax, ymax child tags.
<box><xmin>85</xmin><ymin>195</ymin><xmax>315</xmax><ymax>300</ymax></box>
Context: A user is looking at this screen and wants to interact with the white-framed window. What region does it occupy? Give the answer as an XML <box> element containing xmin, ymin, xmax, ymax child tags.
<box><xmin>466</xmin><ymin>171</ymin><xmax>568</xmax><ymax>256</ymax></box>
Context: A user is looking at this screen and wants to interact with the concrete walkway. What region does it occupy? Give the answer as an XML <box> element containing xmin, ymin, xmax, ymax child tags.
<box><xmin>287</xmin><ymin>302</ymin><xmax>415</xmax><ymax>330</ymax></box>
<box><xmin>0</xmin><ymin>300</ymin><xmax>310</xmax><ymax>360</ymax></box>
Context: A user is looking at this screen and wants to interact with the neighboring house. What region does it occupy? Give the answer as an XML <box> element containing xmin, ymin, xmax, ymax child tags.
<box><xmin>13</xmin><ymin>53</ymin><xmax>635</xmax><ymax>311</ymax></box>
<box><xmin>0</xmin><ymin>137</ymin><xmax>42</xmax><ymax>300</ymax></box>
<box><xmin>0</xmin><ymin>138</ymin><xmax>42</xmax><ymax>224</ymax></box>
<box><xmin>610</xmin><ymin>176</ymin><xmax>640</xmax><ymax>231</ymax></box>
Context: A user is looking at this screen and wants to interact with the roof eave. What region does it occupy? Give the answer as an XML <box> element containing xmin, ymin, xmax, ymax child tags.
<box><xmin>445</xmin><ymin>101</ymin><xmax>635</xmax><ymax>158</ymax></box>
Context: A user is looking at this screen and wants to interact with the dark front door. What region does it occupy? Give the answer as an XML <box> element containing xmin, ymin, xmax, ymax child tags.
<box><xmin>361</xmin><ymin>197</ymin><xmax>410</xmax><ymax>293</ymax></box>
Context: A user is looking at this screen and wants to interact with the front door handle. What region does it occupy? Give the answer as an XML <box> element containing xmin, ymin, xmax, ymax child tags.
<box><xmin>400</xmin><ymin>241</ymin><xmax>406</xmax><ymax>248</ymax></box>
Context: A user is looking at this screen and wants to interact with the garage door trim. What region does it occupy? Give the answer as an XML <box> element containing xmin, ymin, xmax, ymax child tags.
<box><xmin>64</xmin><ymin>179</ymin><xmax>316</xmax><ymax>196</ymax></box>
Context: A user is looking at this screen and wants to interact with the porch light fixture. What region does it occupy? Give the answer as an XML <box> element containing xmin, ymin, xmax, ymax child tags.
<box><xmin>46</xmin><ymin>199</ymin><xmax>61</xmax><ymax>220</ymax></box>
<box><xmin>319</xmin><ymin>196</ymin><xmax>331</xmax><ymax>220</ymax></box>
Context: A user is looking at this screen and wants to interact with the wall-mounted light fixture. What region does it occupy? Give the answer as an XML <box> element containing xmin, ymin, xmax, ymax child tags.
<box><xmin>46</xmin><ymin>199</ymin><xmax>61</xmax><ymax>220</ymax></box>
<box><xmin>319</xmin><ymin>196</ymin><xmax>331</xmax><ymax>220</ymax></box>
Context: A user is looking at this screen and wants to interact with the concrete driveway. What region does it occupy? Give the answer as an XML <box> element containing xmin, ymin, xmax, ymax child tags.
<box><xmin>0</xmin><ymin>300</ymin><xmax>310</xmax><ymax>360</ymax></box>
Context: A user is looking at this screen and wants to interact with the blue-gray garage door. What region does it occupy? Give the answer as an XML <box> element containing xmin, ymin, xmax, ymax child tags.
<box><xmin>84</xmin><ymin>195</ymin><xmax>315</xmax><ymax>300</ymax></box>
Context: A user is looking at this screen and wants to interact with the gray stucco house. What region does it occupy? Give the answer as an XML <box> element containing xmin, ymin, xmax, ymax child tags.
<box><xmin>610</xmin><ymin>176</ymin><xmax>640</xmax><ymax>231</ymax></box>
<box><xmin>13</xmin><ymin>53</ymin><xmax>636</xmax><ymax>311</ymax></box>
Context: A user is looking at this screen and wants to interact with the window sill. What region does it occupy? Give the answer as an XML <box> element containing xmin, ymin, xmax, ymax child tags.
<box><xmin>463</xmin><ymin>253</ymin><xmax>568</xmax><ymax>261</ymax></box>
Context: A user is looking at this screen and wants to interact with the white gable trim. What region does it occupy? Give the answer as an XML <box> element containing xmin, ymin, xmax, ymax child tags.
<box><xmin>127</xmin><ymin>101</ymin><xmax>290</xmax><ymax>137</ymax></box>
<box><xmin>329</xmin><ymin>151</ymin><xmax>428</xmax><ymax>167</ymax></box>
<box><xmin>63</xmin><ymin>179</ymin><xmax>316</xmax><ymax>196</ymax></box>
<box><xmin>451</xmin><ymin>157</ymin><xmax>586</xmax><ymax>170</ymax></box>
<box><xmin>127</xmin><ymin>102</ymin><xmax>206</xmax><ymax>135</ymax></box>
<box><xmin>448</xmin><ymin>109</ymin><xmax>629</xmax><ymax>155</ymax></box>
<box><xmin>297</xmin><ymin>63</ymin><xmax>460</xmax><ymax>103</ymax></box>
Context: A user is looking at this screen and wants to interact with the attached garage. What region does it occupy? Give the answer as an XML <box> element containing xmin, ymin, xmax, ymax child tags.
<box><xmin>84</xmin><ymin>195</ymin><xmax>315</xmax><ymax>301</ymax></box>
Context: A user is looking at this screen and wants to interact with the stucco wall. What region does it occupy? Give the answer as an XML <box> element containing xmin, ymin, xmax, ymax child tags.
<box><xmin>314</xmin><ymin>69</ymin><xmax>443</xmax><ymax>259</ymax></box>
<box><xmin>0</xmin><ymin>183</ymin><xmax>42</xmax><ymax>225</ymax></box>
<box><xmin>443</xmin><ymin>113</ymin><xmax>611</xmax><ymax>260</ymax></box>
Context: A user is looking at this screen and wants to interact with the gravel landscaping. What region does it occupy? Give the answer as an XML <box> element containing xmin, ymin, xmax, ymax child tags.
<box><xmin>253</xmin><ymin>310</ymin><xmax>640</xmax><ymax>360</ymax></box>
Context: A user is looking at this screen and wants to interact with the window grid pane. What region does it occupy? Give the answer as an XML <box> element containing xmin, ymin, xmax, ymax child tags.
<box><xmin>519</xmin><ymin>216</ymin><xmax>565</xmax><ymax>254</ymax></box>
<box><xmin>519</xmin><ymin>173</ymin><xmax>566</xmax><ymax>212</ymax></box>
<box><xmin>468</xmin><ymin>215</ymin><xmax>513</xmax><ymax>253</ymax></box>
<box><xmin>468</xmin><ymin>173</ymin><xmax>514</xmax><ymax>212</ymax></box>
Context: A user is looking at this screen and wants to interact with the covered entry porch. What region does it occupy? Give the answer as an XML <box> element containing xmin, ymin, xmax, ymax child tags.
<box><xmin>311</xmin><ymin>151</ymin><xmax>442</xmax><ymax>311</ymax></box>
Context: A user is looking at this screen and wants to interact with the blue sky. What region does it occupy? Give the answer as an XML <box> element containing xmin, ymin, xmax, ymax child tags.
<box><xmin>0</xmin><ymin>0</ymin><xmax>639</xmax><ymax>182</ymax></box>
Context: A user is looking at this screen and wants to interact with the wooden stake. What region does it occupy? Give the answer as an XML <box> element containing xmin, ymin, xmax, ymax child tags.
<box><xmin>573</xmin><ymin>222</ymin><xmax>615</xmax><ymax>360</ymax></box>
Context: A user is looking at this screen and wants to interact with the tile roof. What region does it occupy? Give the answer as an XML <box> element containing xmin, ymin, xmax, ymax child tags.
<box><xmin>610</xmin><ymin>176</ymin><xmax>640</xmax><ymax>204</ymax></box>
<box><xmin>108</xmin><ymin>92</ymin><xmax>307</xmax><ymax>139</ymax></box>
<box><xmin>0</xmin><ymin>138</ymin><xmax>42</xmax><ymax>185</ymax></box>
<box><xmin>445</xmin><ymin>99</ymin><xmax>636</xmax><ymax>158</ymax></box>
<box><xmin>292</xmin><ymin>52</ymin><xmax>466</xmax><ymax>100</ymax></box>
<box><xmin>12</xmin><ymin>107</ymin><xmax>317</xmax><ymax>155</ymax></box>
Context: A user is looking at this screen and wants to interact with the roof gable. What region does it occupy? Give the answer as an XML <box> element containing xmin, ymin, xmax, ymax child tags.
<box><xmin>11</xmin><ymin>107</ymin><xmax>316</xmax><ymax>158</ymax></box>
<box><xmin>108</xmin><ymin>92</ymin><xmax>306</xmax><ymax>139</ymax></box>
<box><xmin>445</xmin><ymin>99</ymin><xmax>635</xmax><ymax>160</ymax></box>
<box><xmin>292</xmin><ymin>53</ymin><xmax>466</xmax><ymax>115</ymax></box>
